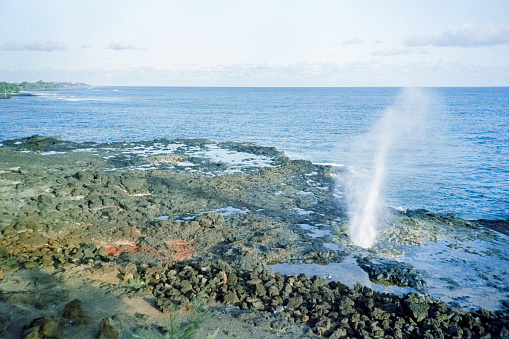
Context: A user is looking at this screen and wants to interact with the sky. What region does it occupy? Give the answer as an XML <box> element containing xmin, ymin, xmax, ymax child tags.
<box><xmin>1</xmin><ymin>1</ymin><xmax>508</xmax><ymax>87</ymax></box>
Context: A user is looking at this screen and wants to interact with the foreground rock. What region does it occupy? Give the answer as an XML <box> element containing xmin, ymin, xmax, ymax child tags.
<box><xmin>142</xmin><ymin>258</ymin><xmax>509</xmax><ymax>338</ymax></box>
<box><xmin>98</xmin><ymin>315</ymin><xmax>122</xmax><ymax>339</ymax></box>
<box><xmin>62</xmin><ymin>299</ymin><xmax>88</xmax><ymax>325</ymax></box>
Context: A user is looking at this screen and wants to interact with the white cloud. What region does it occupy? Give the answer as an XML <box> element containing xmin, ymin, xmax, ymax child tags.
<box><xmin>405</xmin><ymin>24</ymin><xmax>509</xmax><ymax>47</ymax></box>
<box><xmin>342</xmin><ymin>38</ymin><xmax>366</xmax><ymax>45</ymax></box>
<box><xmin>1</xmin><ymin>41</ymin><xmax>66</xmax><ymax>52</ymax></box>
<box><xmin>372</xmin><ymin>48</ymin><xmax>433</xmax><ymax>57</ymax></box>
<box><xmin>372</xmin><ymin>49</ymin><xmax>412</xmax><ymax>56</ymax></box>
<box><xmin>108</xmin><ymin>41</ymin><xmax>141</xmax><ymax>51</ymax></box>
<box><xmin>1</xmin><ymin>60</ymin><xmax>508</xmax><ymax>87</ymax></box>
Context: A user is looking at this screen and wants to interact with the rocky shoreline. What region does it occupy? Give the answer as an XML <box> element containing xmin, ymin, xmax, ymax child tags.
<box><xmin>0</xmin><ymin>135</ymin><xmax>507</xmax><ymax>338</ymax></box>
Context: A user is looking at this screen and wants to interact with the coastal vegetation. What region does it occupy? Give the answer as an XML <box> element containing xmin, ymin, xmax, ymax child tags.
<box><xmin>0</xmin><ymin>82</ymin><xmax>20</xmax><ymax>98</ymax></box>
<box><xmin>19</xmin><ymin>80</ymin><xmax>59</xmax><ymax>91</ymax></box>
<box><xmin>0</xmin><ymin>80</ymin><xmax>89</xmax><ymax>98</ymax></box>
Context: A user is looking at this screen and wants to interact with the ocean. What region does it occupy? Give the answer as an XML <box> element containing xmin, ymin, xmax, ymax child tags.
<box><xmin>1</xmin><ymin>86</ymin><xmax>508</xmax><ymax>220</ymax></box>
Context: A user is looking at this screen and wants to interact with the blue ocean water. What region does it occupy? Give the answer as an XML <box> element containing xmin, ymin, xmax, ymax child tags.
<box><xmin>1</xmin><ymin>87</ymin><xmax>508</xmax><ymax>220</ymax></box>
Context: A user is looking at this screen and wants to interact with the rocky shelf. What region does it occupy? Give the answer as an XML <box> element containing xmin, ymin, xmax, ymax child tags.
<box><xmin>0</xmin><ymin>135</ymin><xmax>507</xmax><ymax>338</ymax></box>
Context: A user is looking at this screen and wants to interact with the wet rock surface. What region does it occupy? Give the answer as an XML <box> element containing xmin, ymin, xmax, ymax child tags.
<box><xmin>356</xmin><ymin>257</ymin><xmax>427</xmax><ymax>291</ymax></box>
<box><xmin>0</xmin><ymin>136</ymin><xmax>507</xmax><ymax>338</ymax></box>
<box><xmin>476</xmin><ymin>219</ymin><xmax>509</xmax><ymax>236</ymax></box>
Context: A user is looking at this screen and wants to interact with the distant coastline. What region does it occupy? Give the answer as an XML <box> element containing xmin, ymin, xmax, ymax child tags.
<box><xmin>0</xmin><ymin>81</ymin><xmax>90</xmax><ymax>99</ymax></box>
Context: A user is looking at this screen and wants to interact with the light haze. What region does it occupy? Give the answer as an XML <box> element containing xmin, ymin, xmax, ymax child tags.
<box><xmin>1</xmin><ymin>1</ymin><xmax>508</xmax><ymax>86</ymax></box>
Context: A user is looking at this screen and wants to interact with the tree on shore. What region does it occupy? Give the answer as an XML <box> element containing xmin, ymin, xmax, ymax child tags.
<box><xmin>20</xmin><ymin>80</ymin><xmax>58</xmax><ymax>91</ymax></box>
<box><xmin>0</xmin><ymin>82</ymin><xmax>20</xmax><ymax>96</ymax></box>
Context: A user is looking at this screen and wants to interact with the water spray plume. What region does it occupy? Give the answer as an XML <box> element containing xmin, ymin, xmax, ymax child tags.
<box><xmin>344</xmin><ymin>88</ymin><xmax>430</xmax><ymax>248</ymax></box>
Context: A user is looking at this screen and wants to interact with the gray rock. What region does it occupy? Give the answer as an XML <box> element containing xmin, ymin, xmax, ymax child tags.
<box><xmin>196</xmin><ymin>212</ymin><xmax>226</xmax><ymax>229</ymax></box>
<box><xmin>0</xmin><ymin>315</ymin><xmax>11</xmax><ymax>336</ymax></box>
<box><xmin>96</xmin><ymin>246</ymin><xmax>108</xmax><ymax>257</ymax></box>
<box><xmin>253</xmin><ymin>317</ymin><xmax>271</xmax><ymax>329</ymax></box>
<box><xmin>23</xmin><ymin>327</ymin><xmax>41</xmax><ymax>339</ymax></box>
<box><xmin>63</xmin><ymin>299</ymin><xmax>88</xmax><ymax>325</ymax></box>
<box><xmin>179</xmin><ymin>280</ymin><xmax>193</xmax><ymax>294</ymax></box>
<box><xmin>371</xmin><ymin>307</ymin><xmax>390</xmax><ymax>321</ymax></box>
<box><xmin>267</xmin><ymin>285</ymin><xmax>280</xmax><ymax>297</ymax></box>
<box><xmin>286</xmin><ymin>296</ymin><xmax>303</xmax><ymax>309</ymax></box>
<box><xmin>223</xmin><ymin>291</ymin><xmax>240</xmax><ymax>306</ymax></box>
<box><xmin>98</xmin><ymin>315</ymin><xmax>122</xmax><ymax>339</ymax></box>
<box><xmin>404</xmin><ymin>294</ymin><xmax>429</xmax><ymax>322</ymax></box>
<box><xmin>315</xmin><ymin>317</ymin><xmax>332</xmax><ymax>336</ymax></box>
<box><xmin>255</xmin><ymin>283</ymin><xmax>266</xmax><ymax>297</ymax></box>
<box><xmin>330</xmin><ymin>328</ymin><xmax>347</xmax><ymax>339</ymax></box>
<box><xmin>24</xmin><ymin>316</ymin><xmax>60</xmax><ymax>339</ymax></box>
<box><xmin>251</xmin><ymin>300</ymin><xmax>265</xmax><ymax>310</ymax></box>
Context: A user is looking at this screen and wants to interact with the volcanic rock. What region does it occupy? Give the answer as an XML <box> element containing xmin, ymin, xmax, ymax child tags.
<box><xmin>98</xmin><ymin>315</ymin><xmax>122</xmax><ymax>339</ymax></box>
<box><xmin>62</xmin><ymin>299</ymin><xmax>88</xmax><ymax>325</ymax></box>
<box><xmin>23</xmin><ymin>316</ymin><xmax>60</xmax><ymax>339</ymax></box>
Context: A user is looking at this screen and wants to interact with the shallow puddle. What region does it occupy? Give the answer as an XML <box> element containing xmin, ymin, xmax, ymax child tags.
<box><xmin>268</xmin><ymin>256</ymin><xmax>414</xmax><ymax>296</ymax></box>
<box><xmin>270</xmin><ymin>229</ymin><xmax>509</xmax><ymax>312</ymax></box>
<box><xmin>399</xmin><ymin>236</ymin><xmax>509</xmax><ymax>311</ymax></box>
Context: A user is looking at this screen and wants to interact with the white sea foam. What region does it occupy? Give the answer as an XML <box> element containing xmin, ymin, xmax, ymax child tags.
<box><xmin>299</xmin><ymin>191</ymin><xmax>314</xmax><ymax>196</ymax></box>
<box><xmin>214</xmin><ymin>206</ymin><xmax>250</xmax><ymax>216</ymax></box>
<box><xmin>40</xmin><ymin>151</ymin><xmax>66</xmax><ymax>155</ymax></box>
<box><xmin>293</xmin><ymin>208</ymin><xmax>315</xmax><ymax>215</ymax></box>
<box><xmin>314</xmin><ymin>163</ymin><xmax>345</xmax><ymax>168</ymax></box>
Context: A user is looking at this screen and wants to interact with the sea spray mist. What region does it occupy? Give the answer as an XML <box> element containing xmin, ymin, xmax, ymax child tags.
<box><xmin>342</xmin><ymin>88</ymin><xmax>431</xmax><ymax>248</ymax></box>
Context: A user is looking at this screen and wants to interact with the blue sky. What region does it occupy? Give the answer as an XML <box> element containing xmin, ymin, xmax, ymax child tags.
<box><xmin>1</xmin><ymin>1</ymin><xmax>508</xmax><ymax>86</ymax></box>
